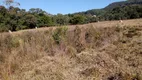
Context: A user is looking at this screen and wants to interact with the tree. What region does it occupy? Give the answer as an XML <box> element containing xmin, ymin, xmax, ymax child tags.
<box><xmin>3</xmin><ymin>0</ymin><xmax>20</xmax><ymax>8</ymax></box>
<box><xmin>29</xmin><ymin>8</ymin><xmax>45</xmax><ymax>14</ymax></box>
<box><xmin>70</xmin><ymin>15</ymin><xmax>86</xmax><ymax>24</ymax></box>
<box><xmin>53</xmin><ymin>14</ymin><xmax>69</xmax><ymax>25</ymax></box>
<box><xmin>23</xmin><ymin>14</ymin><xmax>37</xmax><ymax>28</ymax></box>
<box><xmin>37</xmin><ymin>15</ymin><xmax>53</xmax><ymax>27</ymax></box>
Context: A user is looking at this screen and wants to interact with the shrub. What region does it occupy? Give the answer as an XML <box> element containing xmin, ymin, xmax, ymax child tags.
<box><xmin>10</xmin><ymin>37</ymin><xmax>22</xmax><ymax>48</ymax></box>
<box><xmin>70</xmin><ymin>15</ymin><xmax>86</xmax><ymax>25</ymax></box>
<box><xmin>52</xmin><ymin>26</ymin><xmax>68</xmax><ymax>44</ymax></box>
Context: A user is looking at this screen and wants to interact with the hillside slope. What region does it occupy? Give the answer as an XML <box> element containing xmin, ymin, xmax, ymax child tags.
<box><xmin>0</xmin><ymin>19</ymin><xmax>142</xmax><ymax>80</ymax></box>
<box><xmin>104</xmin><ymin>0</ymin><xmax>142</xmax><ymax>10</ymax></box>
<box><xmin>75</xmin><ymin>0</ymin><xmax>142</xmax><ymax>17</ymax></box>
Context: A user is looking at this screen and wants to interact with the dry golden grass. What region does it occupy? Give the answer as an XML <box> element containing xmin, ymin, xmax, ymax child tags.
<box><xmin>0</xmin><ymin>19</ymin><xmax>142</xmax><ymax>80</ymax></box>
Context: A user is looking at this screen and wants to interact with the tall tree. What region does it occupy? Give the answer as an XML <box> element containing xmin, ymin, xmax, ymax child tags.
<box><xmin>3</xmin><ymin>0</ymin><xmax>20</xmax><ymax>8</ymax></box>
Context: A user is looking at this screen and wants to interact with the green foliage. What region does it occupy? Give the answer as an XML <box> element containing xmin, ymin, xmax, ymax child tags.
<box><xmin>37</xmin><ymin>15</ymin><xmax>53</xmax><ymax>27</ymax></box>
<box><xmin>52</xmin><ymin>14</ymin><xmax>69</xmax><ymax>25</ymax></box>
<box><xmin>23</xmin><ymin>14</ymin><xmax>37</xmax><ymax>29</ymax></box>
<box><xmin>52</xmin><ymin>26</ymin><xmax>68</xmax><ymax>44</ymax></box>
<box><xmin>105</xmin><ymin>0</ymin><xmax>142</xmax><ymax>10</ymax></box>
<box><xmin>70</xmin><ymin>15</ymin><xmax>86</xmax><ymax>24</ymax></box>
<box><xmin>99</xmin><ymin>5</ymin><xmax>142</xmax><ymax>20</ymax></box>
<box><xmin>0</xmin><ymin>24</ymin><xmax>9</xmax><ymax>32</ymax></box>
<box><xmin>10</xmin><ymin>37</ymin><xmax>21</xmax><ymax>48</ymax></box>
<box><xmin>29</xmin><ymin>8</ymin><xmax>45</xmax><ymax>14</ymax></box>
<box><xmin>0</xmin><ymin>6</ymin><xmax>54</xmax><ymax>32</ymax></box>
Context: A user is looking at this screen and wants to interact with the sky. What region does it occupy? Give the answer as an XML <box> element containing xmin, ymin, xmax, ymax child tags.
<box><xmin>15</xmin><ymin>0</ymin><xmax>125</xmax><ymax>15</ymax></box>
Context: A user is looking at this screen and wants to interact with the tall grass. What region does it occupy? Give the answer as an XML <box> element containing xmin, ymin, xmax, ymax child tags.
<box><xmin>0</xmin><ymin>24</ymin><xmax>142</xmax><ymax>80</ymax></box>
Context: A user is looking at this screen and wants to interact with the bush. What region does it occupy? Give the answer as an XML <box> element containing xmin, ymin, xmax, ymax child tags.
<box><xmin>70</xmin><ymin>15</ymin><xmax>86</xmax><ymax>25</ymax></box>
<box><xmin>10</xmin><ymin>37</ymin><xmax>22</xmax><ymax>48</ymax></box>
<box><xmin>52</xmin><ymin>26</ymin><xmax>68</xmax><ymax>44</ymax></box>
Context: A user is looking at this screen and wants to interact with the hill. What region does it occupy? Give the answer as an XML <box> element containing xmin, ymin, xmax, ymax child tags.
<box><xmin>104</xmin><ymin>0</ymin><xmax>142</xmax><ymax>10</ymax></box>
<box><xmin>0</xmin><ymin>19</ymin><xmax>142</xmax><ymax>80</ymax></box>
<box><xmin>74</xmin><ymin>0</ymin><xmax>142</xmax><ymax>17</ymax></box>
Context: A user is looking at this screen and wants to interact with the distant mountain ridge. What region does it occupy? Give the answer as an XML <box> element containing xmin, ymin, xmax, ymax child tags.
<box><xmin>104</xmin><ymin>0</ymin><xmax>142</xmax><ymax>10</ymax></box>
<box><xmin>74</xmin><ymin>0</ymin><xmax>142</xmax><ymax>16</ymax></box>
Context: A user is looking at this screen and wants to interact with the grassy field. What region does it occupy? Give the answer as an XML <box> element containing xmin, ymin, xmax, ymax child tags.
<box><xmin>0</xmin><ymin>19</ymin><xmax>142</xmax><ymax>80</ymax></box>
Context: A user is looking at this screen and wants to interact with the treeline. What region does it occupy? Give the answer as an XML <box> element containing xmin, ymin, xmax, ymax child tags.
<box><xmin>0</xmin><ymin>6</ymin><xmax>89</xmax><ymax>32</ymax></box>
<box><xmin>0</xmin><ymin>4</ymin><xmax>142</xmax><ymax>32</ymax></box>
<box><xmin>74</xmin><ymin>5</ymin><xmax>142</xmax><ymax>21</ymax></box>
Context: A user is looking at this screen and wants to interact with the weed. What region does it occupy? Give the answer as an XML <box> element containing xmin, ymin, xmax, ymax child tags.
<box><xmin>10</xmin><ymin>37</ymin><xmax>22</xmax><ymax>48</ymax></box>
<box><xmin>52</xmin><ymin>26</ymin><xmax>68</xmax><ymax>44</ymax></box>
